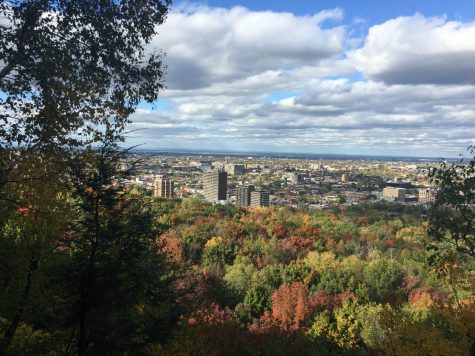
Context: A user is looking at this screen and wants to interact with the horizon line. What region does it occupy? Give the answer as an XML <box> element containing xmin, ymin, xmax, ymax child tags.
<box><xmin>127</xmin><ymin>147</ymin><xmax>462</xmax><ymax>161</ymax></box>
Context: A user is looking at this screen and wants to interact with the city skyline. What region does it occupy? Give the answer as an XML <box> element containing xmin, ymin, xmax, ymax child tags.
<box><xmin>128</xmin><ymin>0</ymin><xmax>475</xmax><ymax>157</ymax></box>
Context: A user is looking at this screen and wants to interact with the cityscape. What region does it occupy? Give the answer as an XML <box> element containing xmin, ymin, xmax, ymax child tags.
<box><xmin>122</xmin><ymin>152</ymin><xmax>437</xmax><ymax>208</ymax></box>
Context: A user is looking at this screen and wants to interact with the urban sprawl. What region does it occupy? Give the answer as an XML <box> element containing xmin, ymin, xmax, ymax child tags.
<box><xmin>119</xmin><ymin>152</ymin><xmax>437</xmax><ymax>208</ymax></box>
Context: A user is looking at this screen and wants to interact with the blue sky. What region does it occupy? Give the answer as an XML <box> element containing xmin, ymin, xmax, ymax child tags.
<box><xmin>197</xmin><ymin>0</ymin><xmax>473</xmax><ymax>22</ymax></box>
<box><xmin>127</xmin><ymin>1</ymin><xmax>475</xmax><ymax>157</ymax></box>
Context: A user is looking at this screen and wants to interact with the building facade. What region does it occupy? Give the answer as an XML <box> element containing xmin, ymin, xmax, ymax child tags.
<box><xmin>224</xmin><ymin>163</ymin><xmax>245</xmax><ymax>175</ymax></box>
<box><xmin>154</xmin><ymin>177</ymin><xmax>174</xmax><ymax>198</ymax></box>
<box><xmin>418</xmin><ymin>188</ymin><xmax>436</xmax><ymax>203</ymax></box>
<box><xmin>250</xmin><ymin>190</ymin><xmax>270</xmax><ymax>207</ymax></box>
<box><xmin>202</xmin><ymin>170</ymin><xmax>228</xmax><ymax>202</ymax></box>
<box><xmin>236</xmin><ymin>184</ymin><xmax>254</xmax><ymax>206</ymax></box>
<box><xmin>289</xmin><ymin>172</ymin><xmax>302</xmax><ymax>185</ymax></box>
<box><xmin>382</xmin><ymin>187</ymin><xmax>406</xmax><ymax>202</ymax></box>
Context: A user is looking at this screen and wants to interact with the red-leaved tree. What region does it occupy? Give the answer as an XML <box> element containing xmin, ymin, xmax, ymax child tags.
<box><xmin>271</xmin><ymin>282</ymin><xmax>310</xmax><ymax>330</ymax></box>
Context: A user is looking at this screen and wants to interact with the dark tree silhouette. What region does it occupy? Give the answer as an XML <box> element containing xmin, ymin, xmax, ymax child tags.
<box><xmin>428</xmin><ymin>146</ymin><xmax>475</xmax><ymax>258</ymax></box>
<box><xmin>0</xmin><ymin>1</ymin><xmax>171</xmax><ymax>353</ymax></box>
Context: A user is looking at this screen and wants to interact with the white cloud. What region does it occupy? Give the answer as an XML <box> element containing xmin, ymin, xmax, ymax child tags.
<box><xmin>153</xmin><ymin>5</ymin><xmax>346</xmax><ymax>89</ymax></box>
<box><xmin>350</xmin><ymin>14</ymin><xmax>475</xmax><ymax>84</ymax></box>
<box><xmin>131</xmin><ymin>7</ymin><xmax>475</xmax><ymax>157</ymax></box>
<box><xmin>131</xmin><ymin>77</ymin><xmax>475</xmax><ymax>156</ymax></box>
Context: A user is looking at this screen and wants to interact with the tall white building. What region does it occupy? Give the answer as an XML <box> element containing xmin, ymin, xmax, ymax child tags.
<box><xmin>154</xmin><ymin>178</ymin><xmax>174</xmax><ymax>198</ymax></box>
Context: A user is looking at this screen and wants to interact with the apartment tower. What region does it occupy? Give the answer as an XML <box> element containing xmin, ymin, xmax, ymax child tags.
<box><xmin>236</xmin><ymin>184</ymin><xmax>254</xmax><ymax>206</ymax></box>
<box><xmin>202</xmin><ymin>170</ymin><xmax>228</xmax><ymax>202</ymax></box>
<box><xmin>250</xmin><ymin>190</ymin><xmax>270</xmax><ymax>207</ymax></box>
<box><xmin>154</xmin><ymin>177</ymin><xmax>174</xmax><ymax>198</ymax></box>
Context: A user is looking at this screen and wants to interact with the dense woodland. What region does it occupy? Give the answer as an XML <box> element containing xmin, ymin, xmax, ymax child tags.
<box><xmin>140</xmin><ymin>198</ymin><xmax>475</xmax><ymax>355</ymax></box>
<box><xmin>2</xmin><ymin>187</ymin><xmax>474</xmax><ymax>354</ymax></box>
<box><xmin>1</xmin><ymin>1</ymin><xmax>474</xmax><ymax>354</ymax></box>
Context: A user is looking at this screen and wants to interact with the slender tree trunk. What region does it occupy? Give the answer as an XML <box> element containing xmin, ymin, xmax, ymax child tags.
<box><xmin>77</xmin><ymin>241</ymin><xmax>99</xmax><ymax>356</ymax></box>
<box><xmin>0</xmin><ymin>258</ymin><xmax>38</xmax><ymax>354</ymax></box>
<box><xmin>78</xmin><ymin>194</ymin><xmax>100</xmax><ymax>356</ymax></box>
<box><xmin>77</xmin><ymin>268</ymin><xmax>90</xmax><ymax>356</ymax></box>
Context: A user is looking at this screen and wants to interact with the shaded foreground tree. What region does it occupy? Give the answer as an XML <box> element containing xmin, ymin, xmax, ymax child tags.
<box><xmin>62</xmin><ymin>138</ymin><xmax>178</xmax><ymax>355</ymax></box>
<box><xmin>428</xmin><ymin>146</ymin><xmax>475</xmax><ymax>258</ymax></box>
<box><xmin>427</xmin><ymin>147</ymin><xmax>475</xmax><ymax>355</ymax></box>
<box><xmin>0</xmin><ymin>137</ymin><xmax>181</xmax><ymax>354</ymax></box>
<box><xmin>0</xmin><ymin>154</ymin><xmax>73</xmax><ymax>353</ymax></box>
<box><xmin>0</xmin><ymin>0</ymin><xmax>170</xmax><ymax>205</ymax></box>
<box><xmin>0</xmin><ymin>0</ymin><xmax>174</xmax><ymax>354</ymax></box>
<box><xmin>0</xmin><ymin>0</ymin><xmax>169</xmax><ymax>150</ymax></box>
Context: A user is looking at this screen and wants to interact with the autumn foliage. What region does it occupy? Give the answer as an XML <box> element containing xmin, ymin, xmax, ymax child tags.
<box><xmin>155</xmin><ymin>200</ymin><xmax>474</xmax><ymax>355</ymax></box>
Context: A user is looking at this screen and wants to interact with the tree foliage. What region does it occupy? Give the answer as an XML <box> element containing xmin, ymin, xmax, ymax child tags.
<box><xmin>0</xmin><ymin>0</ymin><xmax>169</xmax><ymax>149</ymax></box>
<box><xmin>428</xmin><ymin>146</ymin><xmax>475</xmax><ymax>258</ymax></box>
<box><xmin>154</xmin><ymin>199</ymin><xmax>474</xmax><ymax>354</ymax></box>
<box><xmin>0</xmin><ymin>1</ymin><xmax>173</xmax><ymax>354</ymax></box>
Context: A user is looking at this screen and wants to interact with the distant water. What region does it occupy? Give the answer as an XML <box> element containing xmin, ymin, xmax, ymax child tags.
<box><xmin>129</xmin><ymin>148</ymin><xmax>459</xmax><ymax>163</ymax></box>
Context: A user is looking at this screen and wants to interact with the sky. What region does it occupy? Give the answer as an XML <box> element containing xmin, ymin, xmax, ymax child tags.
<box><xmin>128</xmin><ymin>0</ymin><xmax>475</xmax><ymax>157</ymax></box>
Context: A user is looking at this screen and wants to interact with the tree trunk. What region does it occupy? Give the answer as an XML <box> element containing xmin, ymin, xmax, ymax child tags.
<box><xmin>78</xmin><ymin>195</ymin><xmax>100</xmax><ymax>356</ymax></box>
<box><xmin>0</xmin><ymin>258</ymin><xmax>38</xmax><ymax>354</ymax></box>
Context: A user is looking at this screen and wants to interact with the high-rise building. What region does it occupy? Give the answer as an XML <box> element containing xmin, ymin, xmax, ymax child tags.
<box><xmin>154</xmin><ymin>177</ymin><xmax>174</xmax><ymax>198</ymax></box>
<box><xmin>341</xmin><ymin>174</ymin><xmax>350</xmax><ymax>182</ymax></box>
<box><xmin>250</xmin><ymin>190</ymin><xmax>270</xmax><ymax>207</ymax></box>
<box><xmin>202</xmin><ymin>170</ymin><xmax>227</xmax><ymax>202</ymax></box>
<box><xmin>236</xmin><ymin>184</ymin><xmax>254</xmax><ymax>206</ymax></box>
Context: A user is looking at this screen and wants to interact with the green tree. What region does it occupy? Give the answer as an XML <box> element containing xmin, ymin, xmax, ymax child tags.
<box><xmin>315</xmin><ymin>268</ymin><xmax>366</xmax><ymax>299</ymax></box>
<box><xmin>0</xmin><ymin>0</ymin><xmax>169</xmax><ymax>153</ymax></box>
<box><xmin>428</xmin><ymin>147</ymin><xmax>475</xmax><ymax>258</ymax></box>
<box><xmin>0</xmin><ymin>1</ymin><xmax>171</xmax><ymax>353</ymax></box>
<box><xmin>244</xmin><ymin>285</ymin><xmax>273</xmax><ymax>316</ymax></box>
<box><xmin>364</xmin><ymin>259</ymin><xmax>404</xmax><ymax>303</ymax></box>
<box><xmin>202</xmin><ymin>236</ymin><xmax>236</xmax><ymax>275</ymax></box>
<box><xmin>62</xmin><ymin>143</ymin><xmax>177</xmax><ymax>355</ymax></box>
<box><xmin>224</xmin><ymin>256</ymin><xmax>257</xmax><ymax>295</ymax></box>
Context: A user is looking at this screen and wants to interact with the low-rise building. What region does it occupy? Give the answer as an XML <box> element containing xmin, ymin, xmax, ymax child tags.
<box><xmin>343</xmin><ymin>191</ymin><xmax>372</xmax><ymax>202</ymax></box>
<box><xmin>418</xmin><ymin>187</ymin><xmax>436</xmax><ymax>203</ymax></box>
<box><xmin>382</xmin><ymin>187</ymin><xmax>406</xmax><ymax>202</ymax></box>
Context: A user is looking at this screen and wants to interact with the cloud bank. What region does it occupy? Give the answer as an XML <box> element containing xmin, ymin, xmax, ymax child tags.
<box><xmin>129</xmin><ymin>6</ymin><xmax>475</xmax><ymax>157</ymax></box>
